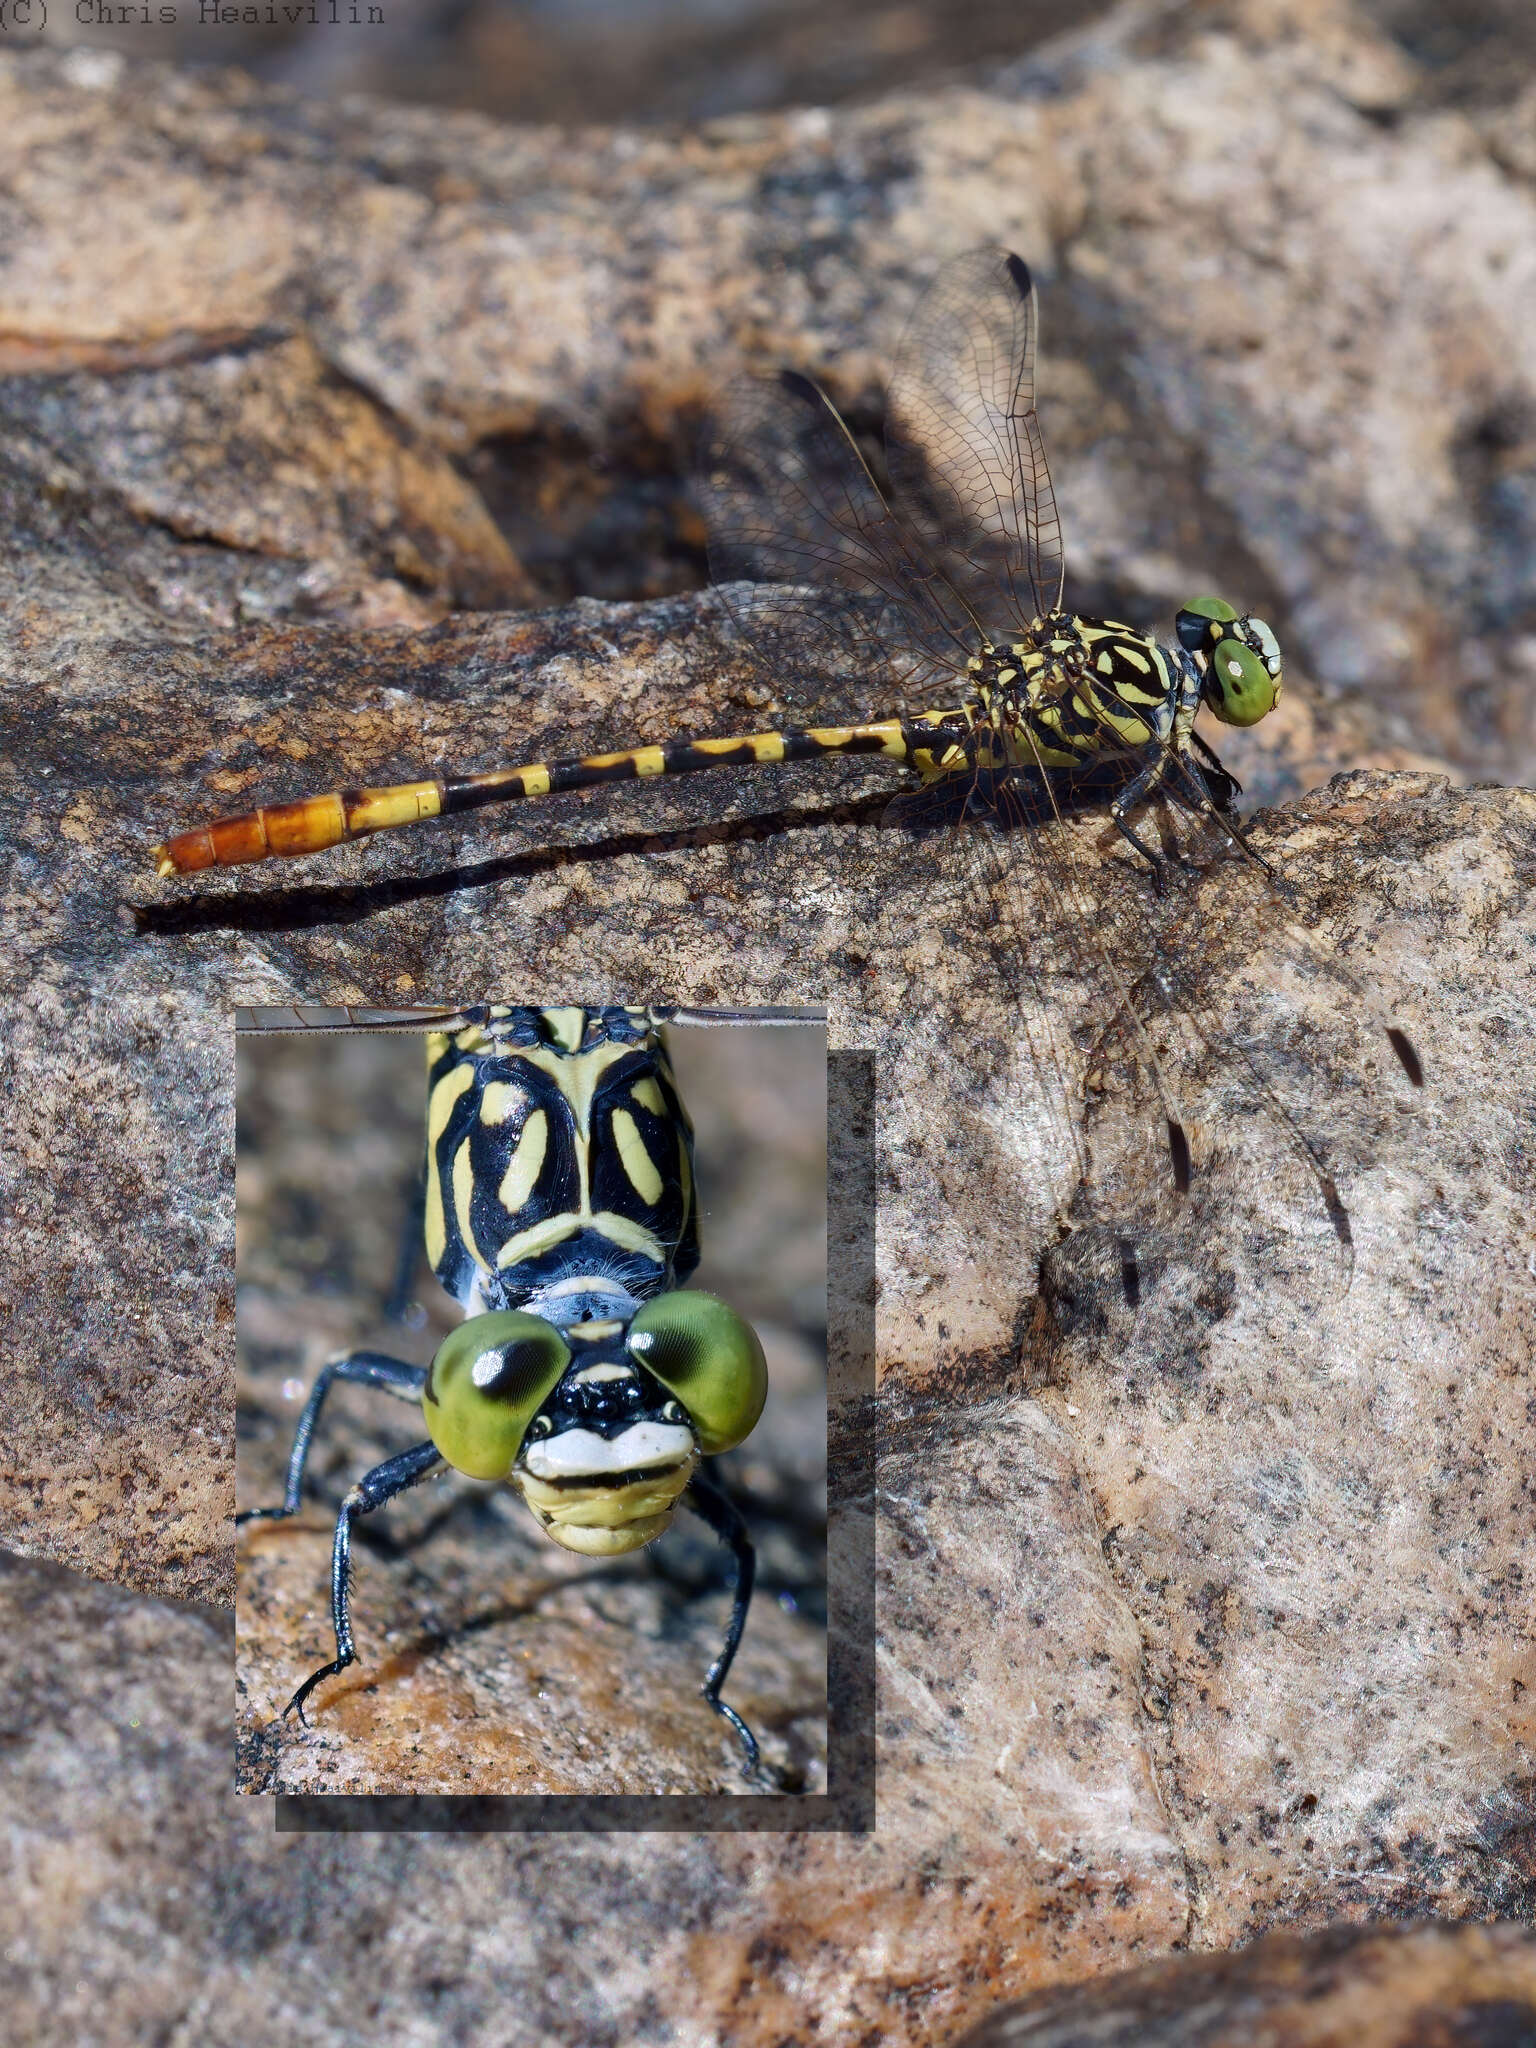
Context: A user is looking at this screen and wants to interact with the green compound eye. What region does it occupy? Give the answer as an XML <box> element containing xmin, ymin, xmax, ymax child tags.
<box><xmin>1205</xmin><ymin>636</ymin><xmax>1279</xmax><ymax>726</ymax></box>
<box><xmin>1175</xmin><ymin>594</ymin><xmax>1238</xmax><ymax>652</ymax></box>
<box><xmin>1176</xmin><ymin>596</ymin><xmax>1282</xmax><ymax>727</ymax></box>
<box><xmin>626</xmin><ymin>1292</ymin><xmax>768</xmax><ymax>1455</ymax></box>
<box><xmin>422</xmin><ymin>1311</ymin><xmax>572</xmax><ymax>1480</ymax></box>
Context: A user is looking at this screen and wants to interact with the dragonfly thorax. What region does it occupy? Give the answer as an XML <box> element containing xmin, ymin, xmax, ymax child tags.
<box><xmin>961</xmin><ymin>614</ymin><xmax>1188</xmax><ymax>777</ymax></box>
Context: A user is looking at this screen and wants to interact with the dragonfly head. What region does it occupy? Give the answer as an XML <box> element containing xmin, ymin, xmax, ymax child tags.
<box><xmin>421</xmin><ymin>1294</ymin><xmax>767</xmax><ymax>1556</ymax></box>
<box><xmin>1177</xmin><ymin>597</ymin><xmax>1283</xmax><ymax>728</ymax></box>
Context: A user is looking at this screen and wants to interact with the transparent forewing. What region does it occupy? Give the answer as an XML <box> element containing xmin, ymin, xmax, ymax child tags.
<box><xmin>885</xmin><ymin>248</ymin><xmax>1065</xmax><ymax>627</ymax></box>
<box><xmin>701</xmin><ymin>369</ymin><xmax>897</xmax><ymax>596</ymax></box>
<box><xmin>235</xmin><ymin>1005</ymin><xmax>475</xmax><ymax>1034</ymax></box>
<box><xmin>699</xmin><ymin>368</ymin><xmax>982</xmax><ymax>720</ymax></box>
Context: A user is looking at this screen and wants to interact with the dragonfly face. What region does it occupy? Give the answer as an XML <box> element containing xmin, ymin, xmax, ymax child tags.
<box><xmin>1177</xmin><ymin>595</ymin><xmax>1284</xmax><ymax>728</ymax></box>
<box><xmin>421</xmin><ymin>1293</ymin><xmax>767</xmax><ymax>1556</ymax></box>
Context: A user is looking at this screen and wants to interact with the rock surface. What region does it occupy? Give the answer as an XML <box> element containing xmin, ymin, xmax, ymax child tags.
<box><xmin>4</xmin><ymin>0</ymin><xmax>1536</xmax><ymax>766</ymax></box>
<box><xmin>953</xmin><ymin>1920</ymin><xmax>1536</xmax><ymax>2046</ymax></box>
<box><xmin>2</xmin><ymin>0</ymin><xmax>1534</xmax><ymax>2037</ymax></box>
<box><xmin>4</xmin><ymin>1547</ymin><xmax>1531</xmax><ymax>2047</ymax></box>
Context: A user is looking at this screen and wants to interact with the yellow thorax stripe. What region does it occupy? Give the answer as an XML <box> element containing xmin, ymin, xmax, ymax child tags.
<box><xmin>610</xmin><ymin>1107</ymin><xmax>664</xmax><ymax>1206</ymax></box>
<box><xmin>424</xmin><ymin>1053</ymin><xmax>476</xmax><ymax>1271</ymax></box>
<box><xmin>496</xmin><ymin>1106</ymin><xmax>549</xmax><ymax>1216</ymax></box>
<box><xmin>494</xmin><ymin>1209</ymin><xmax>668</xmax><ymax>1269</ymax></box>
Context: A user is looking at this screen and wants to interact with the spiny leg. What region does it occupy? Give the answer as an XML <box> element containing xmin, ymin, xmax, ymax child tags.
<box><xmin>237</xmin><ymin>1352</ymin><xmax>429</xmax><ymax>1526</ymax></box>
<box><xmin>1114</xmin><ymin>747</ymin><xmax>1277</xmax><ymax>891</ymax></box>
<box><xmin>1190</xmin><ymin>727</ymin><xmax>1241</xmax><ymax>804</ymax></box>
<box><xmin>285</xmin><ymin>1439</ymin><xmax>444</xmax><ymax>1724</ymax></box>
<box><xmin>383</xmin><ymin>1168</ymin><xmax>429</xmax><ymax>1329</ymax></box>
<box><xmin>1163</xmin><ymin>749</ymin><xmax>1280</xmax><ymax>885</ymax></box>
<box><xmin>685</xmin><ymin>1462</ymin><xmax>760</xmax><ymax>1775</ymax></box>
<box><xmin>1107</xmin><ymin>754</ymin><xmax>1192</xmax><ymax>891</ymax></box>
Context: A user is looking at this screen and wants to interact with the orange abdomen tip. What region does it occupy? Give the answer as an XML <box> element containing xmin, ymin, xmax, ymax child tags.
<box><xmin>152</xmin><ymin>828</ymin><xmax>219</xmax><ymax>878</ymax></box>
<box><xmin>151</xmin><ymin>794</ymin><xmax>350</xmax><ymax>876</ymax></box>
<box><xmin>151</xmin><ymin>786</ymin><xmax>441</xmax><ymax>877</ymax></box>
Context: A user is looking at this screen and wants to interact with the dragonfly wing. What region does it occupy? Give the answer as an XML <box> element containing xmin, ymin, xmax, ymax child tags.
<box><xmin>700</xmin><ymin>368</ymin><xmax>895</xmax><ymax>595</ymax></box>
<box><xmin>885</xmin><ymin>247</ymin><xmax>1066</xmax><ymax>625</ymax></box>
<box><xmin>699</xmin><ymin>368</ymin><xmax>984</xmax><ymax>718</ymax></box>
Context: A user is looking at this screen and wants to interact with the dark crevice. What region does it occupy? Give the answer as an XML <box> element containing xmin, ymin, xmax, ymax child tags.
<box><xmin>462</xmin><ymin>411</ymin><xmax>711</xmax><ymax>607</ymax></box>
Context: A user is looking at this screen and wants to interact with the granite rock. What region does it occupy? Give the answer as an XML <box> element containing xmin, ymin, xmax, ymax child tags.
<box><xmin>953</xmin><ymin>1920</ymin><xmax>1536</xmax><ymax>2046</ymax></box>
<box><xmin>2</xmin><ymin>0</ymin><xmax>1534</xmax><ymax>2033</ymax></box>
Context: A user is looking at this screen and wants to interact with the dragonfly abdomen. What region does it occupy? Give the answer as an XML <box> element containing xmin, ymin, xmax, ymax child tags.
<box><xmin>152</xmin><ymin>719</ymin><xmax>916</xmax><ymax>875</ymax></box>
<box><xmin>437</xmin><ymin>721</ymin><xmax>911</xmax><ymax>817</ymax></box>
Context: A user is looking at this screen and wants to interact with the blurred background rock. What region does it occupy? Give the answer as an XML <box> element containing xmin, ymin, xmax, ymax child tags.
<box><xmin>42</xmin><ymin>0</ymin><xmax>1536</xmax><ymax>126</ymax></box>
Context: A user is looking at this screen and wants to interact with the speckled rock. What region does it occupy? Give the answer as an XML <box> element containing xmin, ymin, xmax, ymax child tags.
<box><xmin>4</xmin><ymin>1549</ymin><xmax>1532</xmax><ymax>2048</ymax></box>
<box><xmin>952</xmin><ymin>1920</ymin><xmax>1536</xmax><ymax>2046</ymax></box>
<box><xmin>0</xmin><ymin>986</ymin><xmax>235</xmax><ymax>1603</ymax></box>
<box><xmin>2</xmin><ymin>0</ymin><xmax>1535</xmax><ymax>2034</ymax></box>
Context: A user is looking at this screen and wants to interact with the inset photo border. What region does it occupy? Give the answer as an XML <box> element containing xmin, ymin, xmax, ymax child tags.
<box><xmin>230</xmin><ymin>1004</ymin><xmax>867</xmax><ymax>1827</ymax></box>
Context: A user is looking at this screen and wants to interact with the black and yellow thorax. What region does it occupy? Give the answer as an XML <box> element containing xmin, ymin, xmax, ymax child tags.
<box><xmin>423</xmin><ymin>1005</ymin><xmax>698</xmax><ymax>1324</ymax></box>
<box><xmin>903</xmin><ymin>614</ymin><xmax>1198</xmax><ymax>781</ymax></box>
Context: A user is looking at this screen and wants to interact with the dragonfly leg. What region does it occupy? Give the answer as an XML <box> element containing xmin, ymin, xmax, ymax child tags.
<box><xmin>238</xmin><ymin>1352</ymin><xmax>429</xmax><ymax>1526</ymax></box>
<box><xmin>686</xmin><ymin>1462</ymin><xmax>761</xmax><ymax>1775</ymax></box>
<box><xmin>1109</xmin><ymin>759</ymin><xmax>1189</xmax><ymax>892</ymax></box>
<box><xmin>284</xmin><ymin>1438</ymin><xmax>444</xmax><ymax>1724</ymax></box>
<box><xmin>383</xmin><ymin>1168</ymin><xmax>429</xmax><ymax>1328</ymax></box>
<box><xmin>1190</xmin><ymin>728</ymin><xmax>1242</xmax><ymax>805</ymax></box>
<box><xmin>1165</xmin><ymin>753</ymin><xmax>1281</xmax><ymax>887</ymax></box>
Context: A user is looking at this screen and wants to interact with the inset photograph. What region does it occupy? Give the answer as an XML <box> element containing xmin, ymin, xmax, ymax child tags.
<box><xmin>235</xmin><ymin>1004</ymin><xmax>827</xmax><ymax>1797</ymax></box>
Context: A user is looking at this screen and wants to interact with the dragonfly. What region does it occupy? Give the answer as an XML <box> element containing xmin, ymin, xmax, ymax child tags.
<box><xmin>237</xmin><ymin>1002</ymin><xmax>826</xmax><ymax>1784</ymax></box>
<box><xmin>165</xmin><ymin>249</ymin><xmax>1421</xmax><ymax>1275</ymax></box>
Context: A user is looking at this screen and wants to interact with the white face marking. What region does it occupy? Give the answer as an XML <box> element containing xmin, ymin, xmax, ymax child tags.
<box><xmin>521</xmin><ymin>1420</ymin><xmax>696</xmax><ymax>1478</ymax></box>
